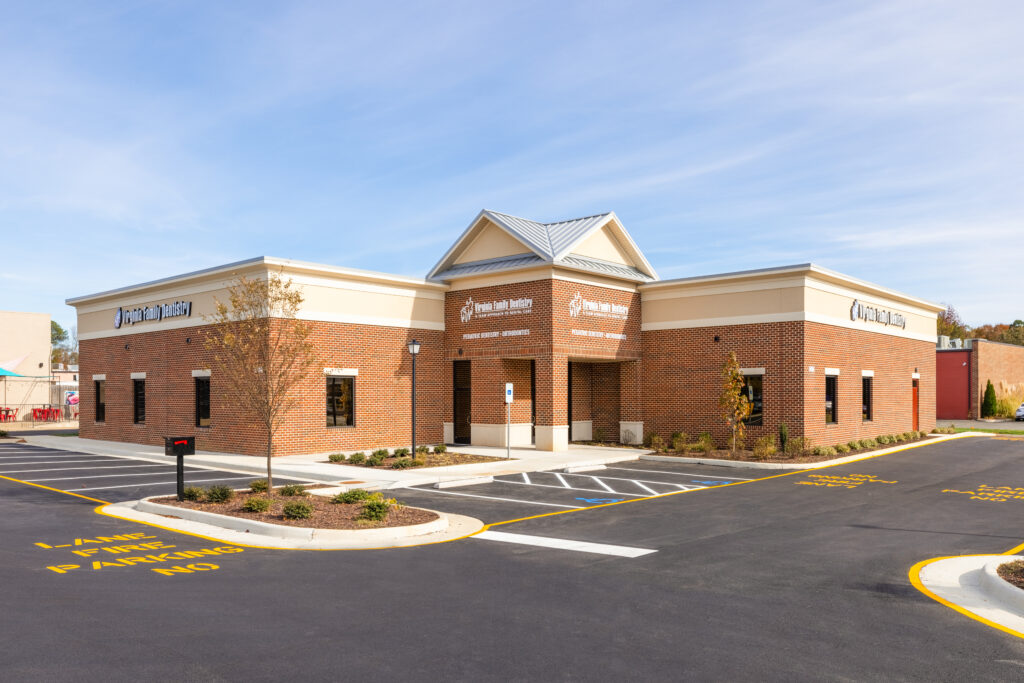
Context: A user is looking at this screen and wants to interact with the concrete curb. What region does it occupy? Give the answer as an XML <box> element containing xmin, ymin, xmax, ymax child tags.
<box><xmin>100</xmin><ymin>498</ymin><xmax>484</xmax><ymax>550</ymax></box>
<box><xmin>915</xmin><ymin>554</ymin><xmax>1024</xmax><ymax>639</ymax></box>
<box><xmin>638</xmin><ymin>433</ymin><xmax>978</xmax><ymax>470</ymax></box>
<box><xmin>980</xmin><ymin>557</ymin><xmax>1024</xmax><ymax>616</ymax></box>
<box><xmin>434</xmin><ymin>476</ymin><xmax>493</xmax><ymax>489</ymax></box>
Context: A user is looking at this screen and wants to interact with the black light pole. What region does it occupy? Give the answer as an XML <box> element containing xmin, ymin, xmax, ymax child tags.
<box><xmin>408</xmin><ymin>339</ymin><xmax>420</xmax><ymax>458</ymax></box>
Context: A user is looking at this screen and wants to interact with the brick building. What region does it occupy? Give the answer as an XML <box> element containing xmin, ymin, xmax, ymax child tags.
<box><xmin>68</xmin><ymin>210</ymin><xmax>941</xmax><ymax>456</ymax></box>
<box><xmin>936</xmin><ymin>338</ymin><xmax>1024</xmax><ymax>419</ymax></box>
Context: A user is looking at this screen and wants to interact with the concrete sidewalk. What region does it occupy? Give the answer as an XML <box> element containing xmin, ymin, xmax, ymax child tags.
<box><xmin>20</xmin><ymin>435</ymin><xmax>648</xmax><ymax>490</ymax></box>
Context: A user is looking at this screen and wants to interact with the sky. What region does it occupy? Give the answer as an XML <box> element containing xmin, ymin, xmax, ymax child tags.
<box><xmin>2</xmin><ymin>0</ymin><xmax>1022</xmax><ymax>332</ymax></box>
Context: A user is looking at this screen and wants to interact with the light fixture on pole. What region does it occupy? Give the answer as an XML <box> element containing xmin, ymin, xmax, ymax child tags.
<box><xmin>407</xmin><ymin>339</ymin><xmax>420</xmax><ymax>458</ymax></box>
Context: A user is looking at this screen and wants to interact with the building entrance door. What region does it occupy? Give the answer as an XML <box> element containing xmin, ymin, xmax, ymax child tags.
<box><xmin>453</xmin><ymin>360</ymin><xmax>471</xmax><ymax>444</ymax></box>
<box><xmin>912</xmin><ymin>379</ymin><xmax>920</xmax><ymax>432</ymax></box>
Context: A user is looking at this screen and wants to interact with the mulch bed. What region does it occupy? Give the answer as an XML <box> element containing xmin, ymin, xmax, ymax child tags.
<box><xmin>998</xmin><ymin>560</ymin><xmax>1024</xmax><ymax>590</ymax></box>
<box><xmin>608</xmin><ymin>434</ymin><xmax>934</xmax><ymax>464</ymax></box>
<box><xmin>151</xmin><ymin>491</ymin><xmax>438</xmax><ymax>530</ymax></box>
<box><xmin>328</xmin><ymin>451</ymin><xmax>501</xmax><ymax>469</ymax></box>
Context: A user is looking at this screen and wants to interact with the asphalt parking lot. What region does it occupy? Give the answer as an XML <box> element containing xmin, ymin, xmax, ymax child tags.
<box><xmin>4</xmin><ymin>435</ymin><xmax>1024</xmax><ymax>681</ymax></box>
<box><xmin>0</xmin><ymin>441</ymin><xmax>309</xmax><ymax>502</ymax></box>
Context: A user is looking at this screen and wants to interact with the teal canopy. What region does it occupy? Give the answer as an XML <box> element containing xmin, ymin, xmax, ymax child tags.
<box><xmin>0</xmin><ymin>368</ymin><xmax>25</xmax><ymax>377</ymax></box>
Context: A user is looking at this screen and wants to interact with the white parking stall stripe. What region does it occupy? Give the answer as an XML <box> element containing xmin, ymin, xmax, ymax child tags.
<box><xmin>474</xmin><ymin>531</ymin><xmax>657</xmax><ymax>557</ymax></box>
<box><xmin>0</xmin><ymin>459</ymin><xmax>120</xmax><ymax>466</ymax></box>
<box><xmin>632</xmin><ymin>480</ymin><xmax>659</xmax><ymax>495</ymax></box>
<box><xmin>553</xmin><ymin>473</ymin><xmax>572</xmax><ymax>488</ymax></box>
<box><xmin>588</xmin><ymin>475</ymin><xmax>617</xmax><ymax>493</ymax></box>
<box><xmin>521</xmin><ymin>472</ymin><xmax>531</xmax><ymax>485</ymax></box>
<box><xmin>26</xmin><ymin>470</ymin><xmax>207</xmax><ymax>483</ymax></box>
<box><xmin>0</xmin><ymin>453</ymin><xmax>101</xmax><ymax>459</ymax></box>
<box><xmin>71</xmin><ymin>476</ymin><xmax>255</xmax><ymax>492</ymax></box>
<box><xmin>0</xmin><ymin>464</ymin><xmax>175</xmax><ymax>475</ymax></box>
<box><xmin>604</xmin><ymin>466</ymin><xmax>753</xmax><ymax>480</ymax></box>
<box><xmin>406</xmin><ymin>486</ymin><xmax>581</xmax><ymax>509</ymax></box>
<box><xmin>494</xmin><ymin>478</ymin><xmax>650</xmax><ymax>498</ymax></box>
<box><xmin>567</xmin><ymin>472</ymin><xmax>738</xmax><ymax>487</ymax></box>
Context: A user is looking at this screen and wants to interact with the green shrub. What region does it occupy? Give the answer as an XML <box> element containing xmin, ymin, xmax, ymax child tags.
<box><xmin>371</xmin><ymin>448</ymin><xmax>390</xmax><ymax>458</ymax></box>
<box><xmin>752</xmin><ymin>434</ymin><xmax>777</xmax><ymax>460</ymax></box>
<box><xmin>241</xmin><ymin>497</ymin><xmax>271</xmax><ymax>512</ymax></box>
<box><xmin>279</xmin><ymin>484</ymin><xmax>307</xmax><ymax>497</ymax></box>
<box><xmin>995</xmin><ymin>395</ymin><xmax>1020</xmax><ymax>418</ymax></box>
<box><xmin>893</xmin><ymin>433</ymin><xmax>906</xmax><ymax>443</ymax></box>
<box><xmin>671</xmin><ymin>432</ymin><xmax>688</xmax><ymax>452</ymax></box>
<box><xmin>433</xmin><ymin>444</ymin><xmax>447</xmax><ymax>454</ymax></box>
<box><xmin>643</xmin><ymin>432</ymin><xmax>655</xmax><ymax>448</ymax></box>
<box><xmin>328</xmin><ymin>453</ymin><xmax>346</xmax><ymax>463</ymax></box>
<box><xmin>415</xmin><ymin>445</ymin><xmax>429</xmax><ymax>455</ymax></box>
<box><xmin>332</xmin><ymin>488</ymin><xmax>375</xmax><ymax>504</ymax></box>
<box><xmin>391</xmin><ymin>457</ymin><xmax>415</xmax><ymax>469</ymax></box>
<box><xmin>811</xmin><ymin>445</ymin><xmax>838</xmax><ymax>457</ymax></box>
<box><xmin>649</xmin><ymin>434</ymin><xmax>665</xmax><ymax>452</ymax></box>
<box><xmin>348</xmin><ymin>452</ymin><xmax>366</xmax><ymax>464</ymax></box>
<box><xmin>249</xmin><ymin>479</ymin><xmax>269</xmax><ymax>493</ymax></box>
<box><xmin>367</xmin><ymin>454</ymin><xmax>385</xmax><ymax>467</ymax></box>
<box><xmin>860</xmin><ymin>438</ymin><xmax>877</xmax><ymax>449</ymax></box>
<box><xmin>282</xmin><ymin>501</ymin><xmax>314</xmax><ymax>520</ymax></box>
<box><xmin>784</xmin><ymin>436</ymin><xmax>807</xmax><ymax>457</ymax></box>
<box><xmin>877</xmin><ymin>435</ymin><xmax>892</xmax><ymax>445</ymax></box>
<box><xmin>0</xmin><ymin>429</ymin><xmax>7</xmax><ymax>438</ymax></box>
<box><xmin>835</xmin><ymin>443</ymin><xmax>850</xmax><ymax>454</ymax></box>
<box><xmin>698</xmin><ymin>432</ymin><xmax>714</xmax><ymax>454</ymax></box>
<box><xmin>392</xmin><ymin>447</ymin><xmax>410</xmax><ymax>457</ymax></box>
<box><xmin>847</xmin><ymin>440</ymin><xmax>861</xmax><ymax>451</ymax></box>
<box><xmin>181</xmin><ymin>486</ymin><xmax>204</xmax><ymax>502</ymax></box>
<box><xmin>358</xmin><ymin>500</ymin><xmax>392</xmax><ymax>521</ymax></box>
<box><xmin>982</xmin><ymin>380</ymin><xmax>998</xmax><ymax>418</ymax></box>
<box><xmin>205</xmin><ymin>485</ymin><xmax>234</xmax><ymax>503</ymax></box>
<box><xmin>593</xmin><ymin>427</ymin><xmax>605</xmax><ymax>443</ymax></box>
<box><xmin>778</xmin><ymin>423</ymin><xmax>789</xmax><ymax>453</ymax></box>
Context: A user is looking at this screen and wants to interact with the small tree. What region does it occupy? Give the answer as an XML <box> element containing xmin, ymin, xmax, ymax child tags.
<box><xmin>720</xmin><ymin>351</ymin><xmax>751</xmax><ymax>453</ymax></box>
<box><xmin>982</xmin><ymin>379</ymin><xmax>997</xmax><ymax>418</ymax></box>
<box><xmin>206</xmin><ymin>273</ymin><xmax>318</xmax><ymax>489</ymax></box>
<box><xmin>937</xmin><ymin>303</ymin><xmax>969</xmax><ymax>339</ymax></box>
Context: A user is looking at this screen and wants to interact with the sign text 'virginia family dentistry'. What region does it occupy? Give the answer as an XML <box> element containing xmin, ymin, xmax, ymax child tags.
<box><xmin>850</xmin><ymin>299</ymin><xmax>906</xmax><ymax>330</ymax></box>
<box><xmin>460</xmin><ymin>296</ymin><xmax>533</xmax><ymax>340</ymax></box>
<box><xmin>115</xmin><ymin>301</ymin><xmax>192</xmax><ymax>329</ymax></box>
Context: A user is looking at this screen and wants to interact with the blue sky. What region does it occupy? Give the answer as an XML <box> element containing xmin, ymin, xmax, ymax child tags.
<box><xmin>3</xmin><ymin>0</ymin><xmax>1022</xmax><ymax>331</ymax></box>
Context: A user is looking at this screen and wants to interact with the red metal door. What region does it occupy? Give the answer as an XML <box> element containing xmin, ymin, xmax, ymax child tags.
<box><xmin>936</xmin><ymin>350</ymin><xmax>971</xmax><ymax>419</ymax></box>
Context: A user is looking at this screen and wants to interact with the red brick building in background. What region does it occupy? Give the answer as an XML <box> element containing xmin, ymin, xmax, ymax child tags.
<box><xmin>69</xmin><ymin>210</ymin><xmax>942</xmax><ymax>456</ymax></box>
<box><xmin>936</xmin><ymin>338</ymin><xmax>1024</xmax><ymax>419</ymax></box>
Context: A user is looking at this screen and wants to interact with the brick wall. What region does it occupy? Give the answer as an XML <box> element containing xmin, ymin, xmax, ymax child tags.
<box><xmin>972</xmin><ymin>339</ymin><xmax>1024</xmax><ymax>417</ymax></box>
<box><xmin>79</xmin><ymin>320</ymin><xmax>444</xmax><ymax>456</ymax></box>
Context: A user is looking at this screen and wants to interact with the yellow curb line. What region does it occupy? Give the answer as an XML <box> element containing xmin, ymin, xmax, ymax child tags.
<box><xmin>908</xmin><ymin>556</ymin><xmax>1024</xmax><ymax>640</ymax></box>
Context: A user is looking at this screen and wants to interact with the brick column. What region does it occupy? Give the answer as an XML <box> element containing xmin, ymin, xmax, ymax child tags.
<box><xmin>535</xmin><ymin>354</ymin><xmax>569</xmax><ymax>450</ymax></box>
<box><xmin>618</xmin><ymin>359</ymin><xmax>643</xmax><ymax>444</ymax></box>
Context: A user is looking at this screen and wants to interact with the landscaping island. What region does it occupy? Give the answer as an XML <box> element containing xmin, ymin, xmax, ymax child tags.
<box><xmin>153</xmin><ymin>482</ymin><xmax>437</xmax><ymax>531</ymax></box>
<box><xmin>324</xmin><ymin>444</ymin><xmax>500</xmax><ymax>470</ymax></box>
<box><xmin>998</xmin><ymin>560</ymin><xmax>1024</xmax><ymax>590</ymax></box>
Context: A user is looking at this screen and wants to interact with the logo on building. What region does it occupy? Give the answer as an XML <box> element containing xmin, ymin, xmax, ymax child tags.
<box><xmin>114</xmin><ymin>300</ymin><xmax>193</xmax><ymax>328</ymax></box>
<box><xmin>850</xmin><ymin>299</ymin><xmax>906</xmax><ymax>330</ymax></box>
<box><xmin>460</xmin><ymin>297</ymin><xmax>474</xmax><ymax>323</ymax></box>
<box><xmin>568</xmin><ymin>292</ymin><xmax>628</xmax><ymax>320</ymax></box>
<box><xmin>114</xmin><ymin>307</ymin><xmax>123</xmax><ymax>329</ymax></box>
<box><xmin>460</xmin><ymin>296</ymin><xmax>532</xmax><ymax>323</ymax></box>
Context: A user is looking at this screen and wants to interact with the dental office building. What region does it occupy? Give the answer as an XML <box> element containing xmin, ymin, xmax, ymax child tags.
<box><xmin>68</xmin><ymin>210</ymin><xmax>941</xmax><ymax>456</ymax></box>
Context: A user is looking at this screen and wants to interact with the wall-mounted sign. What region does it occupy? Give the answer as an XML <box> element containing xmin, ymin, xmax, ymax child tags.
<box><xmin>850</xmin><ymin>299</ymin><xmax>906</xmax><ymax>329</ymax></box>
<box><xmin>571</xmin><ymin>329</ymin><xmax>627</xmax><ymax>340</ymax></box>
<box><xmin>462</xmin><ymin>329</ymin><xmax>530</xmax><ymax>340</ymax></box>
<box><xmin>115</xmin><ymin>300</ymin><xmax>192</xmax><ymax>329</ymax></box>
<box><xmin>569</xmin><ymin>292</ymin><xmax>628</xmax><ymax>320</ymax></box>
<box><xmin>460</xmin><ymin>296</ymin><xmax>533</xmax><ymax>323</ymax></box>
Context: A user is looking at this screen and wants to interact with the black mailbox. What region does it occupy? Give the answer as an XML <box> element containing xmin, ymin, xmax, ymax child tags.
<box><xmin>165</xmin><ymin>436</ymin><xmax>195</xmax><ymax>457</ymax></box>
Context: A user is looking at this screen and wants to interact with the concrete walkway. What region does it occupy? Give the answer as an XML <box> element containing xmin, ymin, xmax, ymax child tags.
<box><xmin>938</xmin><ymin>418</ymin><xmax>1021</xmax><ymax>430</ymax></box>
<box><xmin>21</xmin><ymin>435</ymin><xmax>649</xmax><ymax>490</ymax></box>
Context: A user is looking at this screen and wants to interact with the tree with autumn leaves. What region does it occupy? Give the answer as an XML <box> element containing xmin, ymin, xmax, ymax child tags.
<box><xmin>205</xmin><ymin>273</ymin><xmax>318</xmax><ymax>489</ymax></box>
<box><xmin>720</xmin><ymin>351</ymin><xmax>751</xmax><ymax>453</ymax></box>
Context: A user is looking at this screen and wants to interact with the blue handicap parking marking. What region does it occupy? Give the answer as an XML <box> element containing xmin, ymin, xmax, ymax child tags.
<box><xmin>575</xmin><ymin>497</ymin><xmax>625</xmax><ymax>504</ymax></box>
<box><xmin>690</xmin><ymin>480</ymin><xmax>734</xmax><ymax>486</ymax></box>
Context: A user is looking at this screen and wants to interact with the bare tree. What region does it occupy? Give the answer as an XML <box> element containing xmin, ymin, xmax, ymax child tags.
<box><xmin>205</xmin><ymin>273</ymin><xmax>318</xmax><ymax>489</ymax></box>
<box><xmin>719</xmin><ymin>351</ymin><xmax>751</xmax><ymax>453</ymax></box>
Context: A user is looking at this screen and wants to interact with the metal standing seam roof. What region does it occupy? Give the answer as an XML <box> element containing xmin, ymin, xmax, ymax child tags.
<box><xmin>485</xmin><ymin>210</ymin><xmax>613</xmax><ymax>260</ymax></box>
<box><xmin>431</xmin><ymin>252</ymin><xmax>655</xmax><ymax>283</ymax></box>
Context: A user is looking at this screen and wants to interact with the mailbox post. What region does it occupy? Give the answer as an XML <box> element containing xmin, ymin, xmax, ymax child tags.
<box><xmin>165</xmin><ymin>436</ymin><xmax>196</xmax><ymax>501</ymax></box>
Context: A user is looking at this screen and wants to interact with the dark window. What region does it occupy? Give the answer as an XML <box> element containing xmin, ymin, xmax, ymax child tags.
<box><xmin>195</xmin><ymin>376</ymin><xmax>211</xmax><ymax>427</ymax></box>
<box><xmin>742</xmin><ymin>374</ymin><xmax>763</xmax><ymax>426</ymax></box>
<box><xmin>326</xmin><ymin>376</ymin><xmax>354</xmax><ymax>427</ymax></box>
<box><xmin>862</xmin><ymin>377</ymin><xmax>873</xmax><ymax>421</ymax></box>
<box><xmin>825</xmin><ymin>375</ymin><xmax>838</xmax><ymax>423</ymax></box>
<box><xmin>133</xmin><ymin>379</ymin><xmax>146</xmax><ymax>424</ymax></box>
<box><xmin>95</xmin><ymin>380</ymin><xmax>106</xmax><ymax>423</ymax></box>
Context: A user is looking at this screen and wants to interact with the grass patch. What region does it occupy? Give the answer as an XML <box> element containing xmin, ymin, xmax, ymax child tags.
<box><xmin>954</xmin><ymin>427</ymin><xmax>1024</xmax><ymax>435</ymax></box>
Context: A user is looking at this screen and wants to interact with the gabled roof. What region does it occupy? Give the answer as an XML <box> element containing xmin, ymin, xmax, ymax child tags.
<box><xmin>428</xmin><ymin>209</ymin><xmax>658</xmax><ymax>282</ymax></box>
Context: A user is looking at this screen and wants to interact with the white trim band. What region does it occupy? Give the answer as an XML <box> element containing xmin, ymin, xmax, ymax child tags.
<box><xmin>740</xmin><ymin>367</ymin><xmax>765</xmax><ymax>376</ymax></box>
<box><xmin>861</xmin><ymin>370</ymin><xmax>874</xmax><ymax>377</ymax></box>
<box><xmin>324</xmin><ymin>368</ymin><xmax>359</xmax><ymax>376</ymax></box>
<box><xmin>912</xmin><ymin>372</ymin><xmax>921</xmax><ymax>379</ymax></box>
<box><xmin>825</xmin><ymin>368</ymin><xmax>840</xmax><ymax>376</ymax></box>
<box><xmin>191</xmin><ymin>369</ymin><xmax>211</xmax><ymax>378</ymax></box>
<box><xmin>92</xmin><ymin>374</ymin><xmax>106</xmax><ymax>381</ymax></box>
<box><xmin>130</xmin><ymin>372</ymin><xmax>146</xmax><ymax>380</ymax></box>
